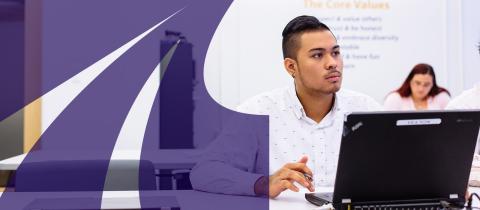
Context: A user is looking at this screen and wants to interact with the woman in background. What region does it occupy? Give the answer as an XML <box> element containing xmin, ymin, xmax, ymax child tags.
<box><xmin>384</xmin><ymin>63</ymin><xmax>450</xmax><ymax>110</ymax></box>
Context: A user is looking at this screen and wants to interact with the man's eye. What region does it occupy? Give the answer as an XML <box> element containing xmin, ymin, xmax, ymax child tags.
<box><xmin>312</xmin><ymin>53</ymin><xmax>323</xmax><ymax>58</ymax></box>
<box><xmin>333</xmin><ymin>51</ymin><xmax>341</xmax><ymax>56</ymax></box>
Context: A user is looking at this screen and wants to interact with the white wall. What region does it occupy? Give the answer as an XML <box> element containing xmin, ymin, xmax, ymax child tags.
<box><xmin>205</xmin><ymin>0</ymin><xmax>480</xmax><ymax>110</ymax></box>
<box><xmin>462</xmin><ymin>0</ymin><xmax>480</xmax><ymax>91</ymax></box>
<box><xmin>38</xmin><ymin>0</ymin><xmax>480</xmax><ymax>148</ymax></box>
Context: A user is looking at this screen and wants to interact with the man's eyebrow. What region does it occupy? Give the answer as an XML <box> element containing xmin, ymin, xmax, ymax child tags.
<box><xmin>308</xmin><ymin>45</ymin><xmax>340</xmax><ymax>52</ymax></box>
<box><xmin>308</xmin><ymin>48</ymin><xmax>325</xmax><ymax>52</ymax></box>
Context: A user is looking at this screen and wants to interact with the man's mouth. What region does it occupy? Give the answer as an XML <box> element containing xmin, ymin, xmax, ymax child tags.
<box><xmin>326</xmin><ymin>74</ymin><xmax>341</xmax><ymax>82</ymax></box>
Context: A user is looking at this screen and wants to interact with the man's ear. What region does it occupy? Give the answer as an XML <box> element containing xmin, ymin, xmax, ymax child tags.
<box><xmin>284</xmin><ymin>58</ymin><xmax>297</xmax><ymax>78</ymax></box>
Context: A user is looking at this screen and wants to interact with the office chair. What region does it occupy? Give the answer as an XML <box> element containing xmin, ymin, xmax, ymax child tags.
<box><xmin>14</xmin><ymin>159</ymin><xmax>156</xmax><ymax>192</ymax></box>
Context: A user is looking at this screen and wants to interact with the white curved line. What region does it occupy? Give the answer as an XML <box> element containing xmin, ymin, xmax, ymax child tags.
<box><xmin>39</xmin><ymin>8</ymin><xmax>182</xmax><ymax>133</ymax></box>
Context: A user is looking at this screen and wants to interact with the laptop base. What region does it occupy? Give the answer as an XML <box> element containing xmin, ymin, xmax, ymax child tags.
<box><xmin>305</xmin><ymin>192</ymin><xmax>332</xmax><ymax>206</ymax></box>
<box><xmin>306</xmin><ymin>192</ymin><xmax>465</xmax><ymax>210</ymax></box>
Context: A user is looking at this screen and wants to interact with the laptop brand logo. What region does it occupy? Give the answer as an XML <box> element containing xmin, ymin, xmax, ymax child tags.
<box><xmin>351</xmin><ymin>122</ymin><xmax>363</xmax><ymax>131</ymax></box>
<box><xmin>396</xmin><ymin>118</ymin><xmax>441</xmax><ymax>126</ymax></box>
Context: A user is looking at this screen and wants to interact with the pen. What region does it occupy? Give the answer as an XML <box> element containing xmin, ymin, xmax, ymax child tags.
<box><xmin>304</xmin><ymin>173</ymin><xmax>313</xmax><ymax>182</ymax></box>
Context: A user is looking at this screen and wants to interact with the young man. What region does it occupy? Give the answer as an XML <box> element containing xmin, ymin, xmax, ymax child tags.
<box><xmin>190</xmin><ymin>15</ymin><xmax>381</xmax><ymax>198</ymax></box>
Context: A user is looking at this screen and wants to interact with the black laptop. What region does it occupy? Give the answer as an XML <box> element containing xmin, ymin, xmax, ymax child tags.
<box><xmin>306</xmin><ymin>110</ymin><xmax>480</xmax><ymax>210</ymax></box>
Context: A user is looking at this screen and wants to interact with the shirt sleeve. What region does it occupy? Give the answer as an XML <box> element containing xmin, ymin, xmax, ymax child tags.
<box><xmin>236</xmin><ymin>94</ymin><xmax>266</xmax><ymax>115</ymax></box>
<box><xmin>383</xmin><ymin>92</ymin><xmax>402</xmax><ymax>111</ymax></box>
<box><xmin>190</xmin><ymin>114</ymin><xmax>267</xmax><ymax>196</ymax></box>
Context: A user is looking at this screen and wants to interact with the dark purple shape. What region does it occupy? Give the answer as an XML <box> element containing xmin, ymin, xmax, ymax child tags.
<box><xmin>0</xmin><ymin>1</ymin><xmax>270</xmax><ymax>210</ymax></box>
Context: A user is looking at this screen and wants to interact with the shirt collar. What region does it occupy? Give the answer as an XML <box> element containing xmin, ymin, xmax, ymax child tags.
<box><xmin>287</xmin><ymin>82</ymin><xmax>304</xmax><ymax>120</ymax></box>
<box><xmin>287</xmin><ymin>82</ymin><xmax>342</xmax><ymax>121</ymax></box>
<box><xmin>319</xmin><ymin>95</ymin><xmax>341</xmax><ymax>128</ymax></box>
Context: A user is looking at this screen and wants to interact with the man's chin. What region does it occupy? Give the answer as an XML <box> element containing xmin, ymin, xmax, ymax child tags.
<box><xmin>314</xmin><ymin>86</ymin><xmax>341</xmax><ymax>95</ymax></box>
<box><xmin>307</xmin><ymin>83</ymin><xmax>342</xmax><ymax>95</ymax></box>
<box><xmin>329</xmin><ymin>84</ymin><xmax>341</xmax><ymax>93</ymax></box>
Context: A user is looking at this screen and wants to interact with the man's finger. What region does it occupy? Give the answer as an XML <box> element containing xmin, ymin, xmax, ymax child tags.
<box><xmin>308</xmin><ymin>184</ymin><xmax>315</xmax><ymax>192</ymax></box>
<box><xmin>284</xmin><ymin>162</ymin><xmax>313</xmax><ymax>176</ymax></box>
<box><xmin>297</xmin><ymin>156</ymin><xmax>308</xmax><ymax>164</ymax></box>
<box><xmin>278</xmin><ymin>169</ymin><xmax>311</xmax><ymax>188</ymax></box>
<box><xmin>281</xmin><ymin>180</ymin><xmax>299</xmax><ymax>192</ymax></box>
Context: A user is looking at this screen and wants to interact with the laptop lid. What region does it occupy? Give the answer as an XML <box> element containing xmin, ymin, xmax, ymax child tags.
<box><xmin>332</xmin><ymin>110</ymin><xmax>480</xmax><ymax>206</ymax></box>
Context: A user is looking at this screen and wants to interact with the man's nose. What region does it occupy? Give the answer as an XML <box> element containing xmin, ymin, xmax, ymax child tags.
<box><xmin>325</xmin><ymin>54</ymin><xmax>338</xmax><ymax>70</ymax></box>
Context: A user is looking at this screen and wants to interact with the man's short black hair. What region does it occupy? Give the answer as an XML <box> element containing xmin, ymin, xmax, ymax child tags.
<box><xmin>282</xmin><ymin>15</ymin><xmax>332</xmax><ymax>59</ymax></box>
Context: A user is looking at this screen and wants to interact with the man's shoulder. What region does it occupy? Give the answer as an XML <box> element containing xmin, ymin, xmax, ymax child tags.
<box><xmin>236</xmin><ymin>87</ymin><xmax>288</xmax><ymax>114</ymax></box>
<box><xmin>337</xmin><ymin>89</ymin><xmax>376</xmax><ymax>101</ymax></box>
<box><xmin>338</xmin><ymin>89</ymin><xmax>371</xmax><ymax>97</ymax></box>
<box><xmin>337</xmin><ymin>89</ymin><xmax>382</xmax><ymax>111</ymax></box>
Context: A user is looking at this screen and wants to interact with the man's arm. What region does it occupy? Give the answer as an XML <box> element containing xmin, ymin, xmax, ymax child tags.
<box><xmin>190</xmin><ymin>113</ymin><xmax>314</xmax><ymax>197</ymax></box>
<box><xmin>191</xmin><ymin>160</ymin><xmax>264</xmax><ymax>196</ymax></box>
<box><xmin>190</xmin><ymin>114</ymin><xmax>267</xmax><ymax>196</ymax></box>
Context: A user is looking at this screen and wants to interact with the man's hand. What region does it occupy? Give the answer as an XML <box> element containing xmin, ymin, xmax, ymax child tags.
<box><xmin>268</xmin><ymin>156</ymin><xmax>315</xmax><ymax>198</ymax></box>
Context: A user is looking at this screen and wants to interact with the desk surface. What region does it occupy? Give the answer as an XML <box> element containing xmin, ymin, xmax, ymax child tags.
<box><xmin>0</xmin><ymin>149</ymin><xmax>202</xmax><ymax>170</ymax></box>
<box><xmin>270</xmin><ymin>189</ymin><xmax>322</xmax><ymax>210</ymax></box>
<box><xmin>1</xmin><ymin>188</ymin><xmax>480</xmax><ymax>210</ymax></box>
<box><xmin>0</xmin><ymin>190</ymin><xmax>267</xmax><ymax>210</ymax></box>
<box><xmin>3</xmin><ymin>152</ymin><xmax>480</xmax><ymax>209</ymax></box>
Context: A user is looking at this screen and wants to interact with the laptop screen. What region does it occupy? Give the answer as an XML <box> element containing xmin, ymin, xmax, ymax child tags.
<box><xmin>332</xmin><ymin>110</ymin><xmax>480</xmax><ymax>205</ymax></box>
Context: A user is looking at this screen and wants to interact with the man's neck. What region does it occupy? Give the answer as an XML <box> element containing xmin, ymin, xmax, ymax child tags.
<box><xmin>295</xmin><ymin>84</ymin><xmax>335</xmax><ymax>123</ymax></box>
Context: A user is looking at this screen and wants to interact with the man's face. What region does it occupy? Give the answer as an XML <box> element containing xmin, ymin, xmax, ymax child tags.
<box><xmin>294</xmin><ymin>30</ymin><xmax>343</xmax><ymax>94</ymax></box>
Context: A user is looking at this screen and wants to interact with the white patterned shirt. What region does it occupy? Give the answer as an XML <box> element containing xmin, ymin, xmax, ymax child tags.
<box><xmin>190</xmin><ymin>83</ymin><xmax>381</xmax><ymax>195</ymax></box>
<box><xmin>237</xmin><ymin>83</ymin><xmax>382</xmax><ymax>187</ymax></box>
